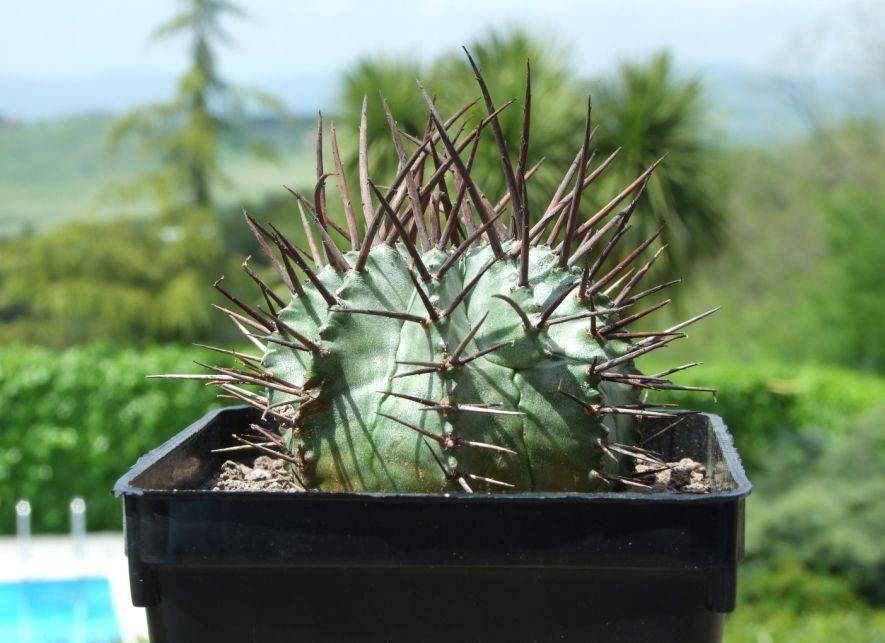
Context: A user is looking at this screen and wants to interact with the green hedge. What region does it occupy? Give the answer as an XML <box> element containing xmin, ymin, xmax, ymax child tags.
<box><xmin>652</xmin><ymin>361</ymin><xmax>885</xmax><ymax>469</ymax></box>
<box><xmin>0</xmin><ymin>344</ymin><xmax>221</xmax><ymax>533</ymax></box>
<box><xmin>3</xmin><ymin>346</ymin><xmax>884</xmax><ymax>534</ymax></box>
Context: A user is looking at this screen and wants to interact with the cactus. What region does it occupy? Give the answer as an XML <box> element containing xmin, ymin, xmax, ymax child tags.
<box><xmin>157</xmin><ymin>53</ymin><xmax>716</xmax><ymax>493</ymax></box>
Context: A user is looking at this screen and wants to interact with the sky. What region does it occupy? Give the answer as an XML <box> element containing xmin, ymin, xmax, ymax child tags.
<box><xmin>0</xmin><ymin>0</ymin><xmax>869</xmax><ymax>78</ymax></box>
<box><xmin>0</xmin><ymin>0</ymin><xmax>879</xmax><ymax>120</ymax></box>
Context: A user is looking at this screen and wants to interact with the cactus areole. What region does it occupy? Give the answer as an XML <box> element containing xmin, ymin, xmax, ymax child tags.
<box><xmin>160</xmin><ymin>52</ymin><xmax>717</xmax><ymax>494</ymax></box>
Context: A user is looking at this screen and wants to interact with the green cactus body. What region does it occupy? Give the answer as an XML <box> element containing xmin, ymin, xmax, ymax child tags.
<box><xmin>264</xmin><ymin>242</ymin><xmax>639</xmax><ymax>492</ymax></box>
<box><xmin>164</xmin><ymin>54</ymin><xmax>716</xmax><ymax>494</ymax></box>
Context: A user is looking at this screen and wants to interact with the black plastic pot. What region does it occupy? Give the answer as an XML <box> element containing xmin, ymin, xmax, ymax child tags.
<box><xmin>115</xmin><ymin>407</ymin><xmax>750</xmax><ymax>643</ymax></box>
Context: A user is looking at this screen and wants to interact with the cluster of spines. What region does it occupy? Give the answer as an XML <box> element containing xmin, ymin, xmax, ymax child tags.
<box><xmin>152</xmin><ymin>48</ymin><xmax>718</xmax><ymax>492</ymax></box>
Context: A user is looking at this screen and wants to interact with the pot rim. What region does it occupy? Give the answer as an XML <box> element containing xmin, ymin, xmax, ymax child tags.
<box><xmin>114</xmin><ymin>406</ymin><xmax>751</xmax><ymax>503</ymax></box>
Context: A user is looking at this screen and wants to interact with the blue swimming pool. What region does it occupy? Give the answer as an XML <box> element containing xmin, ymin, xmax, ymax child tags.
<box><xmin>0</xmin><ymin>576</ymin><xmax>120</xmax><ymax>642</ymax></box>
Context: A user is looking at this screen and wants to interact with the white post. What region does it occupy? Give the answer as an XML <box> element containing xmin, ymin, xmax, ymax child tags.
<box><xmin>15</xmin><ymin>499</ymin><xmax>31</xmax><ymax>562</ymax></box>
<box><xmin>70</xmin><ymin>497</ymin><xmax>86</xmax><ymax>559</ymax></box>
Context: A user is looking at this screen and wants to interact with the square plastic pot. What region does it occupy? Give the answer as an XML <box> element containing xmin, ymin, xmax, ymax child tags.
<box><xmin>115</xmin><ymin>407</ymin><xmax>750</xmax><ymax>643</ymax></box>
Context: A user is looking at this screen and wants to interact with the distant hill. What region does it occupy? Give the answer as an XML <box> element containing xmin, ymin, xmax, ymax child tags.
<box><xmin>3</xmin><ymin>66</ymin><xmax>883</xmax><ymax>143</ymax></box>
<box><xmin>697</xmin><ymin>65</ymin><xmax>885</xmax><ymax>143</ymax></box>
<box><xmin>0</xmin><ymin>114</ymin><xmax>314</xmax><ymax>238</ymax></box>
<box><xmin>2</xmin><ymin>65</ymin><xmax>883</xmax><ymax>238</ymax></box>
<box><xmin>0</xmin><ymin>73</ymin><xmax>338</xmax><ymax>122</ymax></box>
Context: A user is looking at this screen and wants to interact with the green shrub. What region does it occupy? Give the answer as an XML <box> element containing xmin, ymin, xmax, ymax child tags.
<box><xmin>738</xmin><ymin>560</ymin><xmax>865</xmax><ymax>615</ymax></box>
<box><xmin>651</xmin><ymin>361</ymin><xmax>885</xmax><ymax>469</ymax></box>
<box><xmin>726</xmin><ymin>606</ymin><xmax>885</xmax><ymax>643</ymax></box>
<box><xmin>0</xmin><ymin>210</ymin><xmax>282</xmax><ymax>347</ymax></box>
<box><xmin>0</xmin><ymin>343</ymin><xmax>222</xmax><ymax>533</ymax></box>
<box><xmin>746</xmin><ymin>406</ymin><xmax>885</xmax><ymax>605</ymax></box>
<box><xmin>730</xmin><ymin>553</ymin><xmax>885</xmax><ymax>642</ymax></box>
<box><xmin>817</xmin><ymin>187</ymin><xmax>885</xmax><ymax>372</ymax></box>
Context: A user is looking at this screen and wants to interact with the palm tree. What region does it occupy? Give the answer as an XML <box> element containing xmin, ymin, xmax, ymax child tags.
<box><xmin>430</xmin><ymin>29</ymin><xmax>585</xmax><ymax>218</ymax></box>
<box><xmin>589</xmin><ymin>52</ymin><xmax>724</xmax><ymax>282</ymax></box>
<box><xmin>338</xmin><ymin>57</ymin><xmax>427</xmax><ymax>185</ymax></box>
<box><xmin>337</xmin><ymin>30</ymin><xmax>585</xmax><ymax>219</ymax></box>
<box><xmin>336</xmin><ymin>37</ymin><xmax>722</xmax><ymax>286</ymax></box>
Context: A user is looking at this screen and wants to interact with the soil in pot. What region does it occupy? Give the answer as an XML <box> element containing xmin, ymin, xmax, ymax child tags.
<box><xmin>206</xmin><ymin>452</ymin><xmax>711</xmax><ymax>493</ymax></box>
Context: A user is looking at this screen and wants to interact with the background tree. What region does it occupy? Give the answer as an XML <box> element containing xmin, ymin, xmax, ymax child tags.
<box><xmin>337</xmin><ymin>33</ymin><xmax>722</xmax><ymax>287</ymax></box>
<box><xmin>107</xmin><ymin>0</ymin><xmax>287</xmax><ymax>219</ymax></box>
<box><xmin>817</xmin><ymin>187</ymin><xmax>885</xmax><ymax>372</ymax></box>
<box><xmin>0</xmin><ymin>219</ymin><xmax>216</xmax><ymax>344</ymax></box>
<box><xmin>339</xmin><ymin>30</ymin><xmax>584</xmax><ymax>218</ymax></box>
<box><xmin>101</xmin><ymin>0</ymin><xmax>293</xmax><ymax>341</ymax></box>
<box><xmin>0</xmin><ymin>0</ymin><xmax>294</xmax><ymax>345</ymax></box>
<box><xmin>431</xmin><ymin>29</ymin><xmax>585</xmax><ymax>218</ymax></box>
<box><xmin>338</xmin><ymin>57</ymin><xmax>426</xmax><ymax>184</ymax></box>
<box><xmin>589</xmin><ymin>53</ymin><xmax>724</xmax><ymax>281</ymax></box>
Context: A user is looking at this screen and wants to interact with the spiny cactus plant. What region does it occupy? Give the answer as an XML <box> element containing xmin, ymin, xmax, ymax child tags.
<box><xmin>156</xmin><ymin>52</ymin><xmax>717</xmax><ymax>493</ymax></box>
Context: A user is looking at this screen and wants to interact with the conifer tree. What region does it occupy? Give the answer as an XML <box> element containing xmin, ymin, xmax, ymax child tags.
<box><xmin>108</xmin><ymin>0</ymin><xmax>286</xmax><ymax>218</ymax></box>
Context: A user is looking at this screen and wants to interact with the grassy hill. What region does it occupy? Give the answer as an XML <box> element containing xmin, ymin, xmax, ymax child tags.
<box><xmin>0</xmin><ymin>113</ymin><xmax>315</xmax><ymax>237</ymax></box>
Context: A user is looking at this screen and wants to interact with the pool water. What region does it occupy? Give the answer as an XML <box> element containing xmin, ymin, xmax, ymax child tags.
<box><xmin>0</xmin><ymin>577</ymin><xmax>120</xmax><ymax>643</ymax></box>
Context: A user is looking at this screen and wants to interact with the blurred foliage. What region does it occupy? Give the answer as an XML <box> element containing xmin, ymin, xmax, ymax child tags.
<box><xmin>816</xmin><ymin>186</ymin><xmax>885</xmax><ymax>372</ymax></box>
<box><xmin>0</xmin><ymin>344</ymin><xmax>223</xmax><ymax>533</ymax></box>
<box><xmin>106</xmin><ymin>0</ymin><xmax>290</xmax><ymax>216</ymax></box>
<box><xmin>0</xmin><ymin>189</ymin><xmax>320</xmax><ymax>346</ymax></box>
<box><xmin>654</xmin><ymin>121</ymin><xmax>885</xmax><ymax>374</ymax></box>
<box><xmin>338</xmin><ymin>29</ymin><xmax>723</xmax><ymax>285</ymax></box>
<box><xmin>725</xmin><ymin>408</ymin><xmax>885</xmax><ymax>638</ymax></box>
<box><xmin>423</xmin><ymin>30</ymin><xmax>586</xmax><ymax>231</ymax></box>
<box><xmin>745</xmin><ymin>406</ymin><xmax>885</xmax><ymax>604</ymax></box>
<box><xmin>0</xmin><ymin>210</ymin><xmax>267</xmax><ymax>345</ymax></box>
<box><xmin>737</xmin><ymin>559</ymin><xmax>866</xmax><ymax>615</ymax></box>
<box><xmin>0</xmin><ymin>0</ymin><xmax>305</xmax><ymax>346</ymax></box>
<box><xmin>589</xmin><ymin>52</ymin><xmax>724</xmax><ymax>277</ymax></box>
<box><xmin>727</xmin><ymin>603</ymin><xmax>885</xmax><ymax>642</ymax></box>
<box><xmin>729</xmin><ymin>560</ymin><xmax>884</xmax><ymax>641</ymax></box>
<box><xmin>651</xmin><ymin>360</ymin><xmax>885</xmax><ymax>469</ymax></box>
<box><xmin>0</xmin><ymin>211</ymin><xmax>223</xmax><ymax>346</ymax></box>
